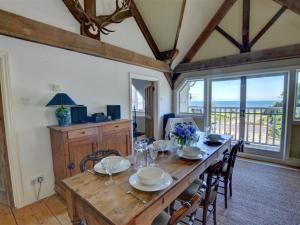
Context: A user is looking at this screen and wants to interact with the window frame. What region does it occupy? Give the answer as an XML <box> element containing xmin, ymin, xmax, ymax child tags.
<box><xmin>294</xmin><ymin>70</ymin><xmax>300</xmax><ymax>121</ymax></box>
<box><xmin>177</xmin><ymin>78</ymin><xmax>206</xmax><ymax>116</ymax></box>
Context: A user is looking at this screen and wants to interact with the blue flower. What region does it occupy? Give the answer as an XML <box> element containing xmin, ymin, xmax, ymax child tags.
<box><xmin>176</xmin><ymin>126</ymin><xmax>184</xmax><ymax>137</ymax></box>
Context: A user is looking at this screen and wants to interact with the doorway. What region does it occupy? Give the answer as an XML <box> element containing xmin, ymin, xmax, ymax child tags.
<box><xmin>0</xmin><ymin>84</ymin><xmax>13</xmax><ymax>206</ymax></box>
<box><xmin>209</xmin><ymin>72</ymin><xmax>287</xmax><ymax>159</ymax></box>
<box><xmin>129</xmin><ymin>75</ymin><xmax>158</xmax><ymax>141</ymax></box>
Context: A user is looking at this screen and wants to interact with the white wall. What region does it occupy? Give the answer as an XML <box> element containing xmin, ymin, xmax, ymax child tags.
<box><xmin>0</xmin><ymin>0</ymin><xmax>172</xmax><ymax>207</ymax></box>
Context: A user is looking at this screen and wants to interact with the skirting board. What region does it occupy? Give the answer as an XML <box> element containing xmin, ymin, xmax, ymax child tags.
<box><xmin>238</xmin><ymin>152</ymin><xmax>300</xmax><ymax>168</ymax></box>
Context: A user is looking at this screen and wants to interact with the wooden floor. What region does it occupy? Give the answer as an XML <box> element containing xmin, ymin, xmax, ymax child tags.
<box><xmin>0</xmin><ymin>195</ymin><xmax>71</xmax><ymax>225</ymax></box>
<box><xmin>1</xmin><ymin>159</ymin><xmax>299</xmax><ymax>225</ymax></box>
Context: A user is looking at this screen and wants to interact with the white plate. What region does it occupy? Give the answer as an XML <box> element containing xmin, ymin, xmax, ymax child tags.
<box><xmin>129</xmin><ymin>172</ymin><xmax>173</xmax><ymax>192</ymax></box>
<box><xmin>94</xmin><ymin>158</ymin><xmax>131</xmax><ymax>174</ymax></box>
<box><xmin>177</xmin><ymin>150</ymin><xmax>203</xmax><ymax>160</ymax></box>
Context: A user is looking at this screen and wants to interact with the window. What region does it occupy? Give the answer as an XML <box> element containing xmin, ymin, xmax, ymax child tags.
<box><xmin>132</xmin><ymin>85</ymin><xmax>145</xmax><ymax>112</ymax></box>
<box><xmin>179</xmin><ymin>80</ymin><xmax>204</xmax><ymax>114</ymax></box>
<box><xmin>295</xmin><ymin>71</ymin><xmax>300</xmax><ymax>120</ymax></box>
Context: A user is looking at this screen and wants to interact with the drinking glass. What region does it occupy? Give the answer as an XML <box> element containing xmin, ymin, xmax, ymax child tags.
<box><xmin>148</xmin><ymin>145</ymin><xmax>158</xmax><ymax>166</ymax></box>
<box><xmin>134</xmin><ymin>141</ymin><xmax>147</xmax><ymax>170</ymax></box>
<box><xmin>211</xmin><ymin>122</ymin><xmax>217</xmax><ymax>134</ymax></box>
<box><xmin>204</xmin><ymin>125</ymin><xmax>210</xmax><ymax>138</ymax></box>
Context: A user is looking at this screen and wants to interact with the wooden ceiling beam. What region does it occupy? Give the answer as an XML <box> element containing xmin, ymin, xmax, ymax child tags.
<box><xmin>180</xmin><ymin>0</ymin><xmax>237</xmax><ymax>63</ymax></box>
<box><xmin>174</xmin><ymin>44</ymin><xmax>300</xmax><ymax>74</ymax></box>
<box><xmin>250</xmin><ymin>6</ymin><xmax>287</xmax><ymax>47</ymax></box>
<box><xmin>84</xmin><ymin>0</ymin><xmax>96</xmax><ymax>17</ymax></box>
<box><xmin>173</xmin><ymin>0</ymin><xmax>186</xmax><ymax>50</ymax></box>
<box><xmin>160</xmin><ymin>49</ymin><xmax>179</xmax><ymax>62</ymax></box>
<box><xmin>130</xmin><ymin>0</ymin><xmax>160</xmax><ymax>59</ymax></box>
<box><xmin>273</xmin><ymin>0</ymin><xmax>300</xmax><ymax>15</ymax></box>
<box><xmin>130</xmin><ymin>0</ymin><xmax>173</xmax><ymax>88</ymax></box>
<box><xmin>215</xmin><ymin>26</ymin><xmax>243</xmax><ymax>51</ymax></box>
<box><xmin>0</xmin><ymin>9</ymin><xmax>170</xmax><ymax>73</ymax></box>
<box><xmin>242</xmin><ymin>0</ymin><xmax>250</xmax><ymax>52</ymax></box>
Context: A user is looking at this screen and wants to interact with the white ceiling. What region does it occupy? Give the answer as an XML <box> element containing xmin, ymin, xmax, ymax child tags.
<box><xmin>88</xmin><ymin>0</ymin><xmax>300</xmax><ymax>68</ymax></box>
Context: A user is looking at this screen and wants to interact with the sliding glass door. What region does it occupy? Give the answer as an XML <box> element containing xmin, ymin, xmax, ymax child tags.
<box><xmin>210</xmin><ymin>78</ymin><xmax>242</xmax><ymax>141</ymax></box>
<box><xmin>209</xmin><ymin>73</ymin><xmax>287</xmax><ymax>158</ymax></box>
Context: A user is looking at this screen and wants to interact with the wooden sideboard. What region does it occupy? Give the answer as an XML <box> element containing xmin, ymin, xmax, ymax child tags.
<box><xmin>48</xmin><ymin>119</ymin><xmax>132</xmax><ymax>199</ymax></box>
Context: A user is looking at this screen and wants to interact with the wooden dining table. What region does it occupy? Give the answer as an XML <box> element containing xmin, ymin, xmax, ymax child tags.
<box><xmin>62</xmin><ymin>134</ymin><xmax>231</xmax><ymax>225</ymax></box>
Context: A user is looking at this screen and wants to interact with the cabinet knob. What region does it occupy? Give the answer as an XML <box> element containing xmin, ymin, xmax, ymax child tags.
<box><xmin>68</xmin><ymin>163</ymin><xmax>75</xmax><ymax>170</ymax></box>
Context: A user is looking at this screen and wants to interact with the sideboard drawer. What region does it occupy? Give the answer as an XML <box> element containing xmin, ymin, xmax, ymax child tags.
<box><xmin>68</xmin><ymin>128</ymin><xmax>98</xmax><ymax>139</ymax></box>
<box><xmin>102</xmin><ymin>122</ymin><xmax>130</xmax><ymax>133</ymax></box>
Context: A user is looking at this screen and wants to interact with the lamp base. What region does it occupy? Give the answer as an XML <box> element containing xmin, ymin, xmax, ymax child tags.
<box><xmin>56</xmin><ymin>106</ymin><xmax>71</xmax><ymax>126</ymax></box>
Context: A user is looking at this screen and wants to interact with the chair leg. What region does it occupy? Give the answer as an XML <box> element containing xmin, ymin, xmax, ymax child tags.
<box><xmin>189</xmin><ymin>210</ymin><xmax>197</xmax><ymax>224</ymax></box>
<box><xmin>224</xmin><ymin>180</ymin><xmax>228</xmax><ymax>208</ymax></box>
<box><xmin>202</xmin><ymin>207</ymin><xmax>208</xmax><ymax>225</ymax></box>
<box><xmin>213</xmin><ymin>200</ymin><xmax>217</xmax><ymax>225</ymax></box>
<box><xmin>229</xmin><ymin>176</ymin><xmax>233</xmax><ymax>197</ymax></box>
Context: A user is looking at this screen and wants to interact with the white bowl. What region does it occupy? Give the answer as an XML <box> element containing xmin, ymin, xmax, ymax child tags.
<box><xmin>101</xmin><ymin>156</ymin><xmax>124</xmax><ymax>171</ymax></box>
<box><xmin>182</xmin><ymin>146</ymin><xmax>201</xmax><ymax>157</ymax></box>
<box><xmin>137</xmin><ymin>167</ymin><xmax>164</xmax><ymax>186</ymax></box>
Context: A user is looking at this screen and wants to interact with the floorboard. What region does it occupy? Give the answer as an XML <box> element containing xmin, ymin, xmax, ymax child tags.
<box><xmin>0</xmin><ymin>159</ymin><xmax>299</xmax><ymax>225</ymax></box>
<box><xmin>43</xmin><ymin>196</ymin><xmax>72</xmax><ymax>225</ymax></box>
<box><xmin>0</xmin><ymin>204</ymin><xmax>17</xmax><ymax>225</ymax></box>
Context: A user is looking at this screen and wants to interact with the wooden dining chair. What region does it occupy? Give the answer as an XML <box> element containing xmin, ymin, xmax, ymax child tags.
<box><xmin>173</xmin><ymin>160</ymin><xmax>224</xmax><ymax>225</ymax></box>
<box><xmin>152</xmin><ymin>193</ymin><xmax>202</xmax><ymax>225</ymax></box>
<box><xmin>79</xmin><ymin>149</ymin><xmax>120</xmax><ymax>172</ymax></box>
<box><xmin>217</xmin><ymin>140</ymin><xmax>244</xmax><ymax>208</ymax></box>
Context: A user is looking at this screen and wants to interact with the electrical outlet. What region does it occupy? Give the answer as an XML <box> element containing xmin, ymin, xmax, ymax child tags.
<box><xmin>30</xmin><ymin>175</ymin><xmax>44</xmax><ymax>186</ymax></box>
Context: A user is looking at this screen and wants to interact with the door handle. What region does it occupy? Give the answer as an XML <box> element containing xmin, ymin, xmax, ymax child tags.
<box><xmin>240</xmin><ymin>110</ymin><xmax>245</xmax><ymax>118</ymax></box>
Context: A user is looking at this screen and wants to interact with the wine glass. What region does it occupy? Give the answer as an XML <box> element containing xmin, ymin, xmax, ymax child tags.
<box><xmin>204</xmin><ymin>125</ymin><xmax>210</xmax><ymax>138</ymax></box>
<box><xmin>102</xmin><ymin>161</ymin><xmax>114</xmax><ymax>186</ymax></box>
<box><xmin>148</xmin><ymin>145</ymin><xmax>158</xmax><ymax>167</ymax></box>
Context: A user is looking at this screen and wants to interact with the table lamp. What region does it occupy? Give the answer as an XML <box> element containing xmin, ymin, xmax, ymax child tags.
<box><xmin>46</xmin><ymin>93</ymin><xmax>76</xmax><ymax>126</ymax></box>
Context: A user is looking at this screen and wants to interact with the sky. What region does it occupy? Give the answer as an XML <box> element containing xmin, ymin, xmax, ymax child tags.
<box><xmin>188</xmin><ymin>75</ymin><xmax>284</xmax><ymax>102</ymax></box>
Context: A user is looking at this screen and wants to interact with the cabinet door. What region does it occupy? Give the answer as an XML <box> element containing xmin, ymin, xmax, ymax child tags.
<box><xmin>68</xmin><ymin>137</ymin><xmax>98</xmax><ymax>176</ymax></box>
<box><xmin>102</xmin><ymin>130</ymin><xmax>132</xmax><ymax>156</ymax></box>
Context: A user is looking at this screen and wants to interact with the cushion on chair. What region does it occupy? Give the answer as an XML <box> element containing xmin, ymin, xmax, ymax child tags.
<box><xmin>222</xmin><ymin>162</ymin><xmax>233</xmax><ymax>177</ymax></box>
<box><xmin>151</xmin><ymin>211</ymin><xmax>185</xmax><ymax>225</ymax></box>
<box><xmin>199</xmin><ymin>188</ymin><xmax>217</xmax><ymax>206</ymax></box>
<box><xmin>177</xmin><ymin>179</ymin><xmax>205</xmax><ymax>202</ymax></box>
<box><xmin>222</xmin><ymin>162</ymin><xmax>228</xmax><ymax>173</ymax></box>
<box><xmin>152</xmin><ymin>211</ymin><xmax>170</xmax><ymax>225</ymax></box>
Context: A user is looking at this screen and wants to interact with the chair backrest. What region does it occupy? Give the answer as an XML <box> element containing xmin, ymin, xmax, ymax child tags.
<box><xmin>167</xmin><ymin>193</ymin><xmax>202</xmax><ymax>225</ymax></box>
<box><xmin>203</xmin><ymin>160</ymin><xmax>224</xmax><ymax>205</ymax></box>
<box><xmin>224</xmin><ymin>140</ymin><xmax>244</xmax><ymax>177</ymax></box>
<box><xmin>80</xmin><ymin>149</ymin><xmax>121</xmax><ymax>172</ymax></box>
<box><xmin>163</xmin><ymin>113</ymin><xmax>175</xmax><ymax>138</ymax></box>
<box><xmin>165</xmin><ymin>117</ymin><xmax>200</xmax><ymax>139</ymax></box>
<box><xmin>230</xmin><ymin>140</ymin><xmax>243</xmax><ymax>166</ymax></box>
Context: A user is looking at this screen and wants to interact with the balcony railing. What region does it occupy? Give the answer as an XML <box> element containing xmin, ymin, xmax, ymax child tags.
<box><xmin>186</xmin><ymin>106</ymin><xmax>283</xmax><ymax>148</ymax></box>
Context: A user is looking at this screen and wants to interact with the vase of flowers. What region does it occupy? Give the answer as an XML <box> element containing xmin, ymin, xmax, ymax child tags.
<box><xmin>171</xmin><ymin>123</ymin><xmax>198</xmax><ymax>149</ymax></box>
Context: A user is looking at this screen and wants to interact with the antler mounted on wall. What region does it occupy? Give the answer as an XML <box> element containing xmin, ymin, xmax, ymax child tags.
<box><xmin>63</xmin><ymin>0</ymin><xmax>132</xmax><ymax>40</ymax></box>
